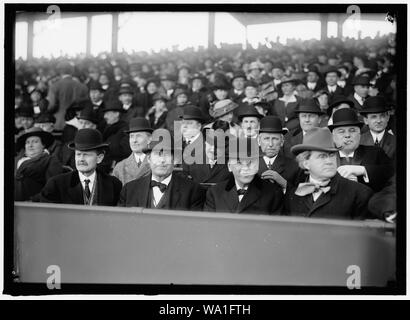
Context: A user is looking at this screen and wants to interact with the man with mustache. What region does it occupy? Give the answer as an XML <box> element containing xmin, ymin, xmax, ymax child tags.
<box><xmin>284</xmin><ymin>127</ymin><xmax>373</xmax><ymax>219</ymax></box>
<box><xmin>36</xmin><ymin>128</ymin><xmax>122</xmax><ymax>205</ymax></box>
<box><xmin>329</xmin><ymin>108</ymin><xmax>394</xmax><ymax>192</ymax></box>
<box><xmin>237</xmin><ymin>104</ymin><xmax>264</xmax><ymax>139</ymax></box>
<box><xmin>204</xmin><ymin>136</ymin><xmax>284</xmax><ymax>215</ymax></box>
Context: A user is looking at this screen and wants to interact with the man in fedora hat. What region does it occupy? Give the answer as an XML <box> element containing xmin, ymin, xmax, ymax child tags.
<box><xmin>101</xmin><ymin>100</ymin><xmax>132</xmax><ymax>172</ymax></box>
<box><xmin>88</xmin><ymin>80</ymin><xmax>107</xmax><ymax>131</ymax></box>
<box><xmin>359</xmin><ymin>96</ymin><xmax>396</xmax><ymax>159</ymax></box>
<box><xmin>257</xmin><ymin>116</ymin><xmax>299</xmax><ymax>190</ymax></box>
<box><xmin>36</xmin><ymin>128</ymin><xmax>122</xmax><ymax>205</ymax></box>
<box><xmin>237</xmin><ymin>104</ymin><xmax>264</xmax><ymax>139</ymax></box>
<box><xmin>113</xmin><ymin>117</ymin><xmax>153</xmax><ymax>185</ymax></box>
<box><xmin>118</xmin><ymin>131</ymin><xmax>206</xmax><ymax>210</ymax></box>
<box><xmin>326</xmin><ymin>95</ymin><xmax>355</xmax><ymax>126</ymax></box>
<box><xmin>284</xmin><ymin>127</ymin><xmax>373</xmax><ymax>219</ymax></box>
<box><xmin>283</xmin><ymin>99</ymin><xmax>325</xmax><ymax>158</ymax></box>
<box><xmin>204</xmin><ymin>136</ymin><xmax>284</xmax><ymax>215</ymax></box>
<box><xmin>329</xmin><ymin>108</ymin><xmax>394</xmax><ymax>192</ymax></box>
<box><xmin>347</xmin><ymin>76</ymin><xmax>371</xmax><ymax>113</ymax></box>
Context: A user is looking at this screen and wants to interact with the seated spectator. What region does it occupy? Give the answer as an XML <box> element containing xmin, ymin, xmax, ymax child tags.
<box><xmin>118</xmin><ymin>83</ymin><xmax>143</xmax><ymax>122</ymax></box>
<box><xmin>204</xmin><ymin>136</ymin><xmax>284</xmax><ymax>215</ymax></box>
<box><xmin>326</xmin><ymin>95</ymin><xmax>355</xmax><ymax>126</ymax></box>
<box><xmin>329</xmin><ymin>108</ymin><xmax>394</xmax><ymax>192</ymax></box>
<box><xmin>205</xmin><ymin>99</ymin><xmax>241</xmax><ymax>137</ymax></box>
<box><xmin>229</xmin><ymin>71</ymin><xmax>246</xmax><ymax>103</ymax></box>
<box><xmin>368</xmin><ymin>175</ymin><xmax>396</xmax><ymax>223</ymax></box>
<box><xmin>15</xmin><ymin>127</ymin><xmax>63</xmax><ymax>201</ymax></box>
<box><xmin>284</xmin><ymin>127</ymin><xmax>373</xmax><ymax>219</ymax></box>
<box><xmin>118</xmin><ymin>133</ymin><xmax>206</xmax><ymax>210</ymax></box>
<box><xmin>33</xmin><ymin>113</ymin><xmax>63</xmax><ymax>163</ymax></box>
<box><xmin>359</xmin><ymin>96</ymin><xmax>396</xmax><ymax>159</ymax></box>
<box><xmin>146</xmin><ymin>93</ymin><xmax>169</xmax><ymax>130</ymax></box>
<box><xmin>258</xmin><ymin>116</ymin><xmax>298</xmax><ymax>190</ymax></box>
<box><xmin>113</xmin><ymin>117</ymin><xmax>152</xmax><ymax>185</ymax></box>
<box><xmin>321</xmin><ymin>66</ymin><xmax>345</xmax><ymax>104</ymax></box>
<box><xmin>237</xmin><ymin>104</ymin><xmax>264</xmax><ymax>138</ymax></box>
<box><xmin>35</xmin><ymin>128</ymin><xmax>122</xmax><ymax>205</ymax></box>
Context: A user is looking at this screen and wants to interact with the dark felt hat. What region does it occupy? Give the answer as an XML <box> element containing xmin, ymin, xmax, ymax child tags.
<box><xmin>89</xmin><ymin>80</ymin><xmax>104</xmax><ymax>92</ymax></box>
<box><xmin>160</xmin><ymin>74</ymin><xmax>177</xmax><ymax>82</ymax></box>
<box><xmin>328</xmin><ymin>108</ymin><xmax>364</xmax><ymax>131</ymax></box>
<box><xmin>360</xmin><ymin>96</ymin><xmax>390</xmax><ymax>115</ymax></box>
<box><xmin>16</xmin><ymin>127</ymin><xmax>55</xmax><ymax>151</ymax></box>
<box><xmin>291</xmin><ymin>127</ymin><xmax>339</xmax><ymax>155</ymax></box>
<box><xmin>212</xmin><ymin>79</ymin><xmax>231</xmax><ymax>91</ymax></box>
<box><xmin>34</xmin><ymin>113</ymin><xmax>56</xmax><ymax>124</ymax></box>
<box><xmin>295</xmin><ymin>99</ymin><xmax>325</xmax><ymax>115</ymax></box>
<box><xmin>68</xmin><ymin>128</ymin><xmax>109</xmax><ymax>151</ymax></box>
<box><xmin>103</xmin><ymin>100</ymin><xmax>126</xmax><ymax>113</ymax></box>
<box><xmin>244</xmin><ymin>80</ymin><xmax>259</xmax><ymax>89</ymax></box>
<box><xmin>179</xmin><ymin>105</ymin><xmax>206</xmax><ymax>123</ymax></box>
<box><xmin>152</xmin><ymin>93</ymin><xmax>169</xmax><ymax>103</ymax></box>
<box><xmin>278</xmin><ymin>75</ymin><xmax>300</xmax><ymax>87</ymax></box>
<box><xmin>323</xmin><ymin>66</ymin><xmax>342</xmax><ymax>78</ymax></box>
<box><xmin>78</xmin><ymin>106</ymin><xmax>99</xmax><ymax>124</ymax></box>
<box><xmin>15</xmin><ymin>104</ymin><xmax>34</xmax><ymax>118</ymax></box>
<box><xmin>237</xmin><ymin>104</ymin><xmax>264</xmax><ymax>121</ymax></box>
<box><xmin>352</xmin><ymin>75</ymin><xmax>371</xmax><ymax>86</ymax></box>
<box><xmin>118</xmin><ymin>84</ymin><xmax>134</xmax><ymax>95</ymax></box>
<box><xmin>124</xmin><ymin>117</ymin><xmax>153</xmax><ymax>134</ymax></box>
<box><xmin>231</xmin><ymin>71</ymin><xmax>247</xmax><ymax>82</ymax></box>
<box><xmin>259</xmin><ymin>116</ymin><xmax>288</xmax><ymax>134</ymax></box>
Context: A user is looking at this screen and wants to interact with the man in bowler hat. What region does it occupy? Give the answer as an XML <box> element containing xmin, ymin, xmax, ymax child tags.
<box><xmin>204</xmin><ymin>136</ymin><xmax>284</xmax><ymax>215</ymax></box>
<box><xmin>329</xmin><ymin>108</ymin><xmax>394</xmax><ymax>192</ymax></box>
<box><xmin>36</xmin><ymin>128</ymin><xmax>122</xmax><ymax>205</ymax></box>
<box><xmin>118</xmin><ymin>131</ymin><xmax>206</xmax><ymax>210</ymax></box>
<box><xmin>284</xmin><ymin>127</ymin><xmax>373</xmax><ymax>219</ymax></box>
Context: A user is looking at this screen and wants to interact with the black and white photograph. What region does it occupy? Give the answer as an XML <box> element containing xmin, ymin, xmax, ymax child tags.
<box><xmin>3</xmin><ymin>2</ymin><xmax>406</xmax><ymax>300</ymax></box>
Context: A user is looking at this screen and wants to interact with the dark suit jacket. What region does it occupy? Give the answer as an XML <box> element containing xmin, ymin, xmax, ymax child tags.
<box><xmin>258</xmin><ymin>152</ymin><xmax>299</xmax><ymax>188</ymax></box>
<box><xmin>337</xmin><ymin>145</ymin><xmax>394</xmax><ymax>192</ymax></box>
<box><xmin>360</xmin><ymin>130</ymin><xmax>396</xmax><ymax>160</ymax></box>
<box><xmin>284</xmin><ymin>173</ymin><xmax>373</xmax><ymax>219</ymax></box>
<box><xmin>270</xmin><ymin>97</ymin><xmax>301</xmax><ymax>133</ymax></box>
<box><xmin>229</xmin><ymin>89</ymin><xmax>246</xmax><ymax>103</ymax></box>
<box><xmin>118</xmin><ymin>172</ymin><xmax>206</xmax><ymax>211</ymax></box>
<box><xmin>34</xmin><ymin>170</ymin><xmax>122</xmax><ymax>205</ymax></box>
<box><xmin>102</xmin><ymin>120</ymin><xmax>132</xmax><ymax>164</ymax></box>
<box><xmin>323</xmin><ymin>85</ymin><xmax>346</xmax><ymax>105</ymax></box>
<box><xmin>283</xmin><ymin>130</ymin><xmax>303</xmax><ymax>159</ymax></box>
<box><xmin>183</xmin><ymin>163</ymin><xmax>231</xmax><ymax>185</ymax></box>
<box><xmin>204</xmin><ymin>174</ymin><xmax>284</xmax><ymax>215</ymax></box>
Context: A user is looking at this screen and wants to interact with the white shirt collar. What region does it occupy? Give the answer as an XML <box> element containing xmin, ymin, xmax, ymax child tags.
<box><xmin>274</xmin><ymin>79</ymin><xmax>281</xmax><ymax>85</ymax></box>
<box><xmin>152</xmin><ymin>173</ymin><xmax>172</xmax><ymax>186</ymax></box>
<box><xmin>307</xmin><ymin>82</ymin><xmax>316</xmax><ymax>89</ymax></box>
<box><xmin>235</xmin><ymin>180</ymin><xmax>249</xmax><ymax>191</ymax></box>
<box><xmin>328</xmin><ymin>84</ymin><xmax>337</xmax><ymax>91</ymax></box>
<box><xmin>279</xmin><ymin>94</ymin><xmax>297</xmax><ymax>103</ymax></box>
<box><xmin>133</xmin><ymin>153</ymin><xmax>145</xmax><ymax>163</ymax></box>
<box><xmin>370</xmin><ymin>130</ymin><xmax>385</xmax><ymax>143</ymax></box>
<box><xmin>263</xmin><ymin>155</ymin><xmax>278</xmax><ymax>166</ymax></box>
<box><xmin>123</xmin><ymin>103</ymin><xmax>132</xmax><ymax>111</ymax></box>
<box><xmin>339</xmin><ymin>150</ymin><xmax>355</xmax><ymax>158</ymax></box>
<box><xmin>93</xmin><ymin>100</ymin><xmax>103</xmax><ymax>106</ymax></box>
<box><xmin>186</xmin><ymin>132</ymin><xmax>201</xmax><ymax>144</ymax></box>
<box><xmin>354</xmin><ymin>92</ymin><xmax>365</xmax><ymax>105</ymax></box>
<box><xmin>78</xmin><ymin>170</ymin><xmax>97</xmax><ymax>191</ymax></box>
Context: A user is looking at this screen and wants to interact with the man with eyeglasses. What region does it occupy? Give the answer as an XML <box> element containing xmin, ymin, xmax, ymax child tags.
<box><xmin>284</xmin><ymin>127</ymin><xmax>373</xmax><ymax>219</ymax></box>
<box><xmin>204</xmin><ymin>137</ymin><xmax>283</xmax><ymax>215</ymax></box>
<box><xmin>329</xmin><ymin>108</ymin><xmax>393</xmax><ymax>192</ymax></box>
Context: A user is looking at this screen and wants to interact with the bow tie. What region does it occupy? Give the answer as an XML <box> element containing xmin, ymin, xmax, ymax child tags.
<box><xmin>150</xmin><ymin>180</ymin><xmax>167</xmax><ymax>193</ymax></box>
<box><xmin>237</xmin><ymin>189</ymin><xmax>247</xmax><ymax>196</ymax></box>
<box><xmin>294</xmin><ymin>182</ymin><xmax>331</xmax><ymax>196</ymax></box>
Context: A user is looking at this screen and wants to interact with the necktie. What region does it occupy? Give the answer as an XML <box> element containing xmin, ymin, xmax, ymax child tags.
<box><xmin>84</xmin><ymin>179</ymin><xmax>91</xmax><ymax>199</ymax></box>
<box><xmin>340</xmin><ymin>156</ymin><xmax>351</xmax><ymax>165</ymax></box>
<box><xmin>294</xmin><ymin>182</ymin><xmax>331</xmax><ymax>197</ymax></box>
<box><xmin>237</xmin><ymin>189</ymin><xmax>247</xmax><ymax>196</ymax></box>
<box><xmin>137</xmin><ymin>158</ymin><xmax>142</xmax><ymax>167</ymax></box>
<box><xmin>150</xmin><ymin>180</ymin><xmax>167</xmax><ymax>193</ymax></box>
<box><xmin>375</xmin><ymin>138</ymin><xmax>380</xmax><ymax>147</ymax></box>
<box><xmin>267</xmin><ymin>161</ymin><xmax>273</xmax><ymax>170</ymax></box>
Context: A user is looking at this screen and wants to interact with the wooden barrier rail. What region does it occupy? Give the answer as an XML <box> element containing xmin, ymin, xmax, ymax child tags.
<box><xmin>14</xmin><ymin>202</ymin><xmax>395</xmax><ymax>287</ymax></box>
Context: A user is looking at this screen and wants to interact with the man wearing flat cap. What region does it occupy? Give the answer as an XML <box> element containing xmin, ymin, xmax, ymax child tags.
<box><xmin>204</xmin><ymin>136</ymin><xmax>284</xmax><ymax>215</ymax></box>
<box><xmin>36</xmin><ymin>128</ymin><xmax>122</xmax><ymax>205</ymax></box>
<box><xmin>359</xmin><ymin>96</ymin><xmax>396</xmax><ymax>159</ymax></box>
<box><xmin>284</xmin><ymin>127</ymin><xmax>373</xmax><ymax>219</ymax></box>
<box><xmin>113</xmin><ymin>117</ymin><xmax>152</xmax><ymax>185</ymax></box>
<box><xmin>283</xmin><ymin>98</ymin><xmax>324</xmax><ymax>158</ymax></box>
<box><xmin>329</xmin><ymin>108</ymin><xmax>394</xmax><ymax>192</ymax></box>
<box><xmin>258</xmin><ymin>116</ymin><xmax>299</xmax><ymax>190</ymax></box>
<box><xmin>118</xmin><ymin>131</ymin><xmax>206</xmax><ymax>210</ymax></box>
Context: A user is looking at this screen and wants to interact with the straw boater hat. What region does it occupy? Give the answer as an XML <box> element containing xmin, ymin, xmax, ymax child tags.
<box><xmin>291</xmin><ymin>127</ymin><xmax>339</xmax><ymax>155</ymax></box>
<box><xmin>210</xmin><ymin>99</ymin><xmax>238</xmax><ymax>119</ymax></box>
<box><xmin>16</xmin><ymin>127</ymin><xmax>54</xmax><ymax>151</ymax></box>
<box><xmin>68</xmin><ymin>128</ymin><xmax>109</xmax><ymax>151</ymax></box>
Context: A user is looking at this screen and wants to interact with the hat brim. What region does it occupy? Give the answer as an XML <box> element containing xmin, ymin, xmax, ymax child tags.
<box><xmin>16</xmin><ymin>130</ymin><xmax>54</xmax><ymax>151</ymax></box>
<box><xmin>179</xmin><ymin>116</ymin><xmax>206</xmax><ymax>123</ymax></box>
<box><xmin>291</xmin><ymin>144</ymin><xmax>339</xmax><ymax>156</ymax></box>
<box><xmin>278</xmin><ymin>79</ymin><xmax>300</xmax><ymax>87</ymax></box>
<box><xmin>295</xmin><ymin>109</ymin><xmax>325</xmax><ymax>115</ymax></box>
<box><xmin>329</xmin><ymin>100</ymin><xmax>355</xmax><ymax>110</ymax></box>
<box><xmin>124</xmin><ymin>128</ymin><xmax>154</xmax><ymax>134</ymax></box>
<box><xmin>324</xmin><ymin>71</ymin><xmax>342</xmax><ymax>77</ymax></box>
<box><xmin>328</xmin><ymin>121</ymin><xmax>364</xmax><ymax>131</ymax></box>
<box><xmin>259</xmin><ymin>128</ymin><xmax>289</xmax><ymax>135</ymax></box>
<box><xmin>211</xmin><ymin>104</ymin><xmax>238</xmax><ymax>119</ymax></box>
<box><xmin>103</xmin><ymin>108</ymin><xmax>126</xmax><ymax>113</ymax></box>
<box><xmin>67</xmin><ymin>142</ymin><xmax>109</xmax><ymax>151</ymax></box>
<box><xmin>238</xmin><ymin>113</ymin><xmax>264</xmax><ymax>121</ymax></box>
